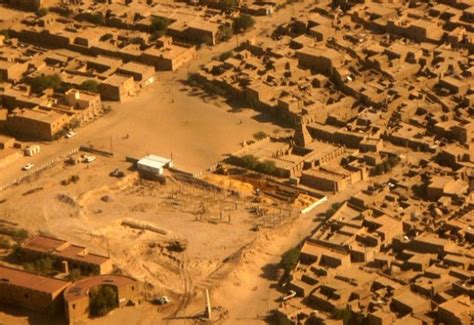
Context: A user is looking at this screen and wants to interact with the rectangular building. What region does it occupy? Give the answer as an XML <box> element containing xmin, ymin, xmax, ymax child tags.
<box><xmin>137</xmin><ymin>154</ymin><xmax>173</xmax><ymax>176</ymax></box>
<box><xmin>6</xmin><ymin>107</ymin><xmax>72</xmax><ymax>141</ymax></box>
<box><xmin>0</xmin><ymin>265</ymin><xmax>70</xmax><ymax>314</ymax></box>
<box><xmin>21</xmin><ymin>235</ymin><xmax>113</xmax><ymax>275</ymax></box>
<box><xmin>99</xmin><ymin>74</ymin><xmax>135</xmax><ymax>101</ymax></box>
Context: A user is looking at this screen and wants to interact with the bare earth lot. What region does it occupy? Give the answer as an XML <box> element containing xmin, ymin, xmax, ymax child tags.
<box><xmin>0</xmin><ymin>153</ymin><xmax>323</xmax><ymax>324</ymax></box>
<box><xmin>0</xmin><ymin>149</ymin><xmax>367</xmax><ymax>324</ymax></box>
<box><xmin>0</xmin><ymin>80</ymin><xmax>287</xmax><ymax>187</ymax></box>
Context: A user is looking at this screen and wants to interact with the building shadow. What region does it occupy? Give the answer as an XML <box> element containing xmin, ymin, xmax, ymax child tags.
<box><xmin>0</xmin><ymin>305</ymin><xmax>67</xmax><ymax>325</ymax></box>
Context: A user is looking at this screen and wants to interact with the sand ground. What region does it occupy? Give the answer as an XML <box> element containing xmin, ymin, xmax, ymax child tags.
<box><xmin>0</xmin><ymin>150</ymin><xmax>369</xmax><ymax>324</ymax></box>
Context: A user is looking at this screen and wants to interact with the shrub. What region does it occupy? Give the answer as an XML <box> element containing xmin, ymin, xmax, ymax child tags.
<box><xmin>218</xmin><ymin>0</ymin><xmax>239</xmax><ymax>11</ymax></box>
<box><xmin>256</xmin><ymin>159</ymin><xmax>277</xmax><ymax>175</ymax></box>
<box><xmin>234</xmin><ymin>155</ymin><xmax>281</xmax><ymax>177</ymax></box>
<box><xmin>89</xmin><ymin>285</ymin><xmax>118</xmax><ymax>316</ymax></box>
<box><xmin>374</xmin><ymin>155</ymin><xmax>400</xmax><ymax>175</ymax></box>
<box><xmin>36</xmin><ymin>8</ymin><xmax>49</xmax><ymax>17</ymax></box>
<box><xmin>232</xmin><ymin>14</ymin><xmax>255</xmax><ymax>33</ymax></box>
<box><xmin>280</xmin><ymin>247</ymin><xmax>300</xmax><ymax>274</ymax></box>
<box><xmin>0</xmin><ymin>238</ymin><xmax>10</xmax><ymax>249</ymax></box>
<box><xmin>29</xmin><ymin>74</ymin><xmax>62</xmax><ymax>93</ymax></box>
<box><xmin>68</xmin><ymin>268</ymin><xmax>82</xmax><ymax>281</ymax></box>
<box><xmin>253</xmin><ymin>131</ymin><xmax>268</xmax><ymax>140</ymax></box>
<box><xmin>219</xmin><ymin>25</ymin><xmax>233</xmax><ymax>42</ymax></box>
<box><xmin>150</xmin><ymin>16</ymin><xmax>170</xmax><ymax>36</ymax></box>
<box><xmin>24</xmin><ymin>257</ymin><xmax>54</xmax><ymax>275</ymax></box>
<box><xmin>103</xmin><ymin>105</ymin><xmax>112</xmax><ymax>114</ymax></box>
<box><xmin>387</xmin><ymin>155</ymin><xmax>400</xmax><ymax>168</ymax></box>
<box><xmin>239</xmin><ymin>154</ymin><xmax>259</xmax><ymax>170</ymax></box>
<box><xmin>79</xmin><ymin>79</ymin><xmax>99</xmax><ymax>93</ymax></box>
<box><xmin>12</xmin><ymin>228</ymin><xmax>29</xmax><ymax>241</ymax></box>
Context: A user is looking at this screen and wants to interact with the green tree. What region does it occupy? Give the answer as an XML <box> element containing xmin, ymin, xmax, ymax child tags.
<box><xmin>387</xmin><ymin>155</ymin><xmax>400</xmax><ymax>168</ymax></box>
<box><xmin>232</xmin><ymin>14</ymin><xmax>255</xmax><ymax>33</ymax></box>
<box><xmin>67</xmin><ymin>268</ymin><xmax>82</xmax><ymax>281</ymax></box>
<box><xmin>24</xmin><ymin>257</ymin><xmax>54</xmax><ymax>275</ymax></box>
<box><xmin>0</xmin><ymin>238</ymin><xmax>10</xmax><ymax>249</ymax></box>
<box><xmin>256</xmin><ymin>160</ymin><xmax>277</xmax><ymax>175</ymax></box>
<box><xmin>239</xmin><ymin>154</ymin><xmax>259</xmax><ymax>169</ymax></box>
<box><xmin>11</xmin><ymin>228</ymin><xmax>29</xmax><ymax>241</ymax></box>
<box><xmin>280</xmin><ymin>247</ymin><xmax>300</xmax><ymax>274</ymax></box>
<box><xmin>253</xmin><ymin>131</ymin><xmax>268</xmax><ymax>140</ymax></box>
<box><xmin>219</xmin><ymin>25</ymin><xmax>233</xmax><ymax>42</ymax></box>
<box><xmin>150</xmin><ymin>16</ymin><xmax>171</xmax><ymax>36</ymax></box>
<box><xmin>374</xmin><ymin>163</ymin><xmax>385</xmax><ymax>175</ymax></box>
<box><xmin>29</xmin><ymin>74</ymin><xmax>62</xmax><ymax>93</ymax></box>
<box><xmin>36</xmin><ymin>8</ymin><xmax>49</xmax><ymax>17</ymax></box>
<box><xmin>79</xmin><ymin>79</ymin><xmax>99</xmax><ymax>93</ymax></box>
<box><xmin>218</xmin><ymin>0</ymin><xmax>238</xmax><ymax>11</ymax></box>
<box><xmin>89</xmin><ymin>285</ymin><xmax>118</xmax><ymax>316</ymax></box>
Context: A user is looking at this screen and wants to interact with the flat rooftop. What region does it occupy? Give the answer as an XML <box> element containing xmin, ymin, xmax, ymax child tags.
<box><xmin>103</xmin><ymin>73</ymin><xmax>133</xmax><ymax>87</ymax></box>
<box><xmin>118</xmin><ymin>61</ymin><xmax>154</xmax><ymax>74</ymax></box>
<box><xmin>137</xmin><ymin>154</ymin><xmax>172</xmax><ymax>169</ymax></box>
<box><xmin>64</xmin><ymin>275</ymin><xmax>137</xmax><ymax>302</ymax></box>
<box><xmin>10</xmin><ymin>108</ymin><xmax>66</xmax><ymax>124</ymax></box>
<box><xmin>0</xmin><ymin>265</ymin><xmax>70</xmax><ymax>295</ymax></box>
<box><xmin>21</xmin><ymin>235</ymin><xmax>110</xmax><ymax>266</ymax></box>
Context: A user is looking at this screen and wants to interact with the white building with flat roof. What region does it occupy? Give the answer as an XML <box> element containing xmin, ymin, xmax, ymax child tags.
<box><xmin>137</xmin><ymin>154</ymin><xmax>173</xmax><ymax>175</ymax></box>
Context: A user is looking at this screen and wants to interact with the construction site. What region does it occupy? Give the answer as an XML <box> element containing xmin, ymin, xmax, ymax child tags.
<box><xmin>0</xmin><ymin>146</ymin><xmax>332</xmax><ymax>324</ymax></box>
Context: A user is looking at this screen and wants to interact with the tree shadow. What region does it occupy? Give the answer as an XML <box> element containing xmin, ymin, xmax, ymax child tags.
<box><xmin>260</xmin><ymin>263</ymin><xmax>281</xmax><ymax>282</ymax></box>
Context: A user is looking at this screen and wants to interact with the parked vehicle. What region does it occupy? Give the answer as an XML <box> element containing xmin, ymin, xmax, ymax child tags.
<box><xmin>109</xmin><ymin>168</ymin><xmax>125</xmax><ymax>178</ymax></box>
<box><xmin>281</xmin><ymin>290</ymin><xmax>296</xmax><ymax>302</ymax></box>
<box><xmin>65</xmin><ymin>130</ymin><xmax>76</xmax><ymax>139</ymax></box>
<box><xmin>152</xmin><ymin>296</ymin><xmax>170</xmax><ymax>305</ymax></box>
<box><xmin>22</xmin><ymin>163</ymin><xmax>34</xmax><ymax>171</ymax></box>
<box><xmin>83</xmin><ymin>155</ymin><xmax>96</xmax><ymax>163</ymax></box>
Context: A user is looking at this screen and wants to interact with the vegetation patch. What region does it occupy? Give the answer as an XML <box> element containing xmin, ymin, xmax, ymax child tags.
<box><xmin>29</xmin><ymin>74</ymin><xmax>63</xmax><ymax>93</ymax></box>
<box><xmin>232</xmin><ymin>14</ymin><xmax>255</xmax><ymax>33</ymax></box>
<box><xmin>232</xmin><ymin>154</ymin><xmax>282</xmax><ymax>177</ymax></box>
<box><xmin>373</xmin><ymin>156</ymin><xmax>401</xmax><ymax>175</ymax></box>
<box><xmin>89</xmin><ymin>285</ymin><xmax>119</xmax><ymax>317</ymax></box>
<box><xmin>79</xmin><ymin>79</ymin><xmax>100</xmax><ymax>93</ymax></box>
<box><xmin>279</xmin><ymin>247</ymin><xmax>300</xmax><ymax>274</ymax></box>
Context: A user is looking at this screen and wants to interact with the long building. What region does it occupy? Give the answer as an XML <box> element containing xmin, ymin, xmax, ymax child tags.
<box><xmin>21</xmin><ymin>235</ymin><xmax>113</xmax><ymax>275</ymax></box>
<box><xmin>0</xmin><ymin>265</ymin><xmax>70</xmax><ymax>314</ymax></box>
